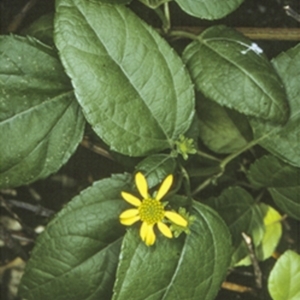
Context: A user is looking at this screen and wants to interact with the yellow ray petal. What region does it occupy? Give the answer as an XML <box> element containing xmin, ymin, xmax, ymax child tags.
<box><xmin>165</xmin><ymin>211</ymin><xmax>188</xmax><ymax>227</ymax></box>
<box><xmin>135</xmin><ymin>172</ymin><xmax>148</xmax><ymax>199</ymax></box>
<box><xmin>119</xmin><ymin>209</ymin><xmax>139</xmax><ymax>219</ymax></box>
<box><xmin>120</xmin><ymin>215</ymin><xmax>140</xmax><ymax>226</ymax></box>
<box><xmin>140</xmin><ymin>222</ymin><xmax>156</xmax><ymax>246</ymax></box>
<box><xmin>121</xmin><ymin>192</ymin><xmax>141</xmax><ymax>207</ymax></box>
<box><xmin>156</xmin><ymin>174</ymin><xmax>173</xmax><ymax>201</ymax></box>
<box><xmin>145</xmin><ymin>224</ymin><xmax>156</xmax><ymax>246</ymax></box>
<box><xmin>140</xmin><ymin>221</ymin><xmax>148</xmax><ymax>242</ymax></box>
<box><xmin>157</xmin><ymin>222</ymin><xmax>172</xmax><ymax>238</ymax></box>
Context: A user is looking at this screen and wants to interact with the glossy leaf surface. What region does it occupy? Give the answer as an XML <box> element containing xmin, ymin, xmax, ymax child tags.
<box><xmin>268</xmin><ymin>250</ymin><xmax>300</xmax><ymax>300</ymax></box>
<box><xmin>175</xmin><ymin>0</ymin><xmax>244</xmax><ymax>20</ymax></box>
<box><xmin>183</xmin><ymin>26</ymin><xmax>289</xmax><ymax>124</ymax></box>
<box><xmin>250</xmin><ymin>44</ymin><xmax>300</xmax><ymax>167</ymax></box>
<box><xmin>55</xmin><ymin>0</ymin><xmax>195</xmax><ymax>156</ymax></box>
<box><xmin>196</xmin><ymin>94</ymin><xmax>253</xmax><ymax>153</ymax></box>
<box><xmin>0</xmin><ymin>35</ymin><xmax>85</xmax><ymax>189</ymax></box>
<box><xmin>19</xmin><ymin>174</ymin><xmax>131</xmax><ymax>300</ymax></box>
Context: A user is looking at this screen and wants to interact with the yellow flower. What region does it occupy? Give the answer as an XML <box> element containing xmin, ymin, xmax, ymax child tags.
<box><xmin>120</xmin><ymin>172</ymin><xmax>188</xmax><ymax>246</ymax></box>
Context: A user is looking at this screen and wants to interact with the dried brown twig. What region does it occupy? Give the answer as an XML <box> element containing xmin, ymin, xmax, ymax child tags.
<box><xmin>284</xmin><ymin>5</ymin><xmax>300</xmax><ymax>23</ymax></box>
<box><xmin>6</xmin><ymin>0</ymin><xmax>39</xmax><ymax>33</ymax></box>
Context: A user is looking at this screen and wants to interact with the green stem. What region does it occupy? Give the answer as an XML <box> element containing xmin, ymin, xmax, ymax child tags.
<box><xmin>191</xmin><ymin>176</ymin><xmax>217</xmax><ymax>196</ymax></box>
<box><xmin>179</xmin><ymin>164</ymin><xmax>192</xmax><ymax>199</ymax></box>
<box><xmin>168</xmin><ymin>30</ymin><xmax>198</xmax><ymax>40</ymax></box>
<box><xmin>163</xmin><ymin>2</ymin><xmax>171</xmax><ymax>33</ymax></box>
<box><xmin>192</xmin><ymin>135</ymin><xmax>269</xmax><ymax>196</ymax></box>
<box><xmin>220</xmin><ymin>135</ymin><xmax>268</xmax><ymax>171</ymax></box>
<box><xmin>154</xmin><ymin>3</ymin><xmax>171</xmax><ymax>34</ymax></box>
<box><xmin>196</xmin><ymin>150</ymin><xmax>221</xmax><ymax>162</ymax></box>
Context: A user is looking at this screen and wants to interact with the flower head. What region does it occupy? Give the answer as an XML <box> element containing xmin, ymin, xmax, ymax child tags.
<box><xmin>120</xmin><ymin>172</ymin><xmax>188</xmax><ymax>246</ymax></box>
<box><xmin>174</xmin><ymin>134</ymin><xmax>197</xmax><ymax>160</ymax></box>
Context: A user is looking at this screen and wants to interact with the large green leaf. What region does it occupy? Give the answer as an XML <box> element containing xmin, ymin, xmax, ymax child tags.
<box><xmin>206</xmin><ymin>187</ymin><xmax>265</xmax><ymax>265</ymax></box>
<box><xmin>196</xmin><ymin>93</ymin><xmax>253</xmax><ymax>153</ymax></box>
<box><xmin>268</xmin><ymin>250</ymin><xmax>300</xmax><ymax>300</ymax></box>
<box><xmin>174</xmin><ymin>0</ymin><xmax>244</xmax><ymax>20</ymax></box>
<box><xmin>19</xmin><ymin>174</ymin><xmax>131</xmax><ymax>300</ymax></box>
<box><xmin>55</xmin><ymin>0</ymin><xmax>195</xmax><ymax>157</ymax></box>
<box><xmin>0</xmin><ymin>35</ymin><xmax>85</xmax><ymax>189</ymax></box>
<box><xmin>247</xmin><ymin>155</ymin><xmax>300</xmax><ymax>220</ymax></box>
<box><xmin>183</xmin><ymin>26</ymin><xmax>289</xmax><ymax>124</ymax></box>
<box><xmin>113</xmin><ymin>201</ymin><xmax>231</xmax><ymax>300</ymax></box>
<box><xmin>250</xmin><ymin>44</ymin><xmax>300</xmax><ymax>167</ymax></box>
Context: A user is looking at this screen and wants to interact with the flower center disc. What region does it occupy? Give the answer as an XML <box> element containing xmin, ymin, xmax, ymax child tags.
<box><xmin>139</xmin><ymin>198</ymin><xmax>164</xmax><ymax>225</ymax></box>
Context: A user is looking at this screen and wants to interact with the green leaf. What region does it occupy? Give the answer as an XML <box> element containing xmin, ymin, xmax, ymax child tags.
<box><xmin>247</xmin><ymin>155</ymin><xmax>299</xmax><ymax>188</ymax></box>
<box><xmin>55</xmin><ymin>0</ymin><xmax>195</xmax><ymax>157</ymax></box>
<box><xmin>256</xmin><ymin>204</ymin><xmax>282</xmax><ymax>261</ymax></box>
<box><xmin>269</xmin><ymin>188</ymin><xmax>300</xmax><ymax>221</ymax></box>
<box><xmin>138</xmin><ymin>0</ymin><xmax>169</xmax><ymax>9</ymax></box>
<box><xmin>206</xmin><ymin>187</ymin><xmax>265</xmax><ymax>265</ymax></box>
<box><xmin>113</xmin><ymin>201</ymin><xmax>231</xmax><ymax>300</ymax></box>
<box><xmin>19</xmin><ymin>174</ymin><xmax>131</xmax><ymax>300</ymax></box>
<box><xmin>0</xmin><ymin>35</ymin><xmax>85</xmax><ymax>189</ymax></box>
<box><xmin>250</xmin><ymin>44</ymin><xmax>300</xmax><ymax>167</ymax></box>
<box><xmin>97</xmin><ymin>0</ymin><xmax>132</xmax><ymax>4</ymax></box>
<box><xmin>196</xmin><ymin>93</ymin><xmax>253</xmax><ymax>153</ymax></box>
<box><xmin>247</xmin><ymin>155</ymin><xmax>300</xmax><ymax>220</ymax></box>
<box><xmin>21</xmin><ymin>13</ymin><xmax>54</xmax><ymax>45</ymax></box>
<box><xmin>183</xmin><ymin>25</ymin><xmax>289</xmax><ymax>124</ymax></box>
<box><xmin>268</xmin><ymin>250</ymin><xmax>300</xmax><ymax>300</ymax></box>
<box><xmin>135</xmin><ymin>154</ymin><xmax>177</xmax><ymax>188</ymax></box>
<box><xmin>236</xmin><ymin>203</ymin><xmax>282</xmax><ymax>266</ymax></box>
<box><xmin>174</xmin><ymin>0</ymin><xmax>244</xmax><ymax>20</ymax></box>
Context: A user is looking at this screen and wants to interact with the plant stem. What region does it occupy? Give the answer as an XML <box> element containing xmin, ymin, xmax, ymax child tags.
<box><xmin>168</xmin><ymin>26</ymin><xmax>300</xmax><ymax>41</ymax></box>
<box><xmin>192</xmin><ymin>135</ymin><xmax>268</xmax><ymax>196</ymax></box>
<box><xmin>80</xmin><ymin>136</ymin><xmax>114</xmax><ymax>160</ymax></box>
<box><xmin>168</xmin><ymin>30</ymin><xmax>199</xmax><ymax>40</ymax></box>
<box><xmin>196</xmin><ymin>150</ymin><xmax>221</xmax><ymax>162</ymax></box>
<box><xmin>219</xmin><ymin>135</ymin><xmax>268</xmax><ymax>172</ymax></box>
<box><xmin>284</xmin><ymin>6</ymin><xmax>300</xmax><ymax>23</ymax></box>
<box><xmin>163</xmin><ymin>2</ymin><xmax>171</xmax><ymax>33</ymax></box>
<box><xmin>154</xmin><ymin>3</ymin><xmax>171</xmax><ymax>34</ymax></box>
<box><xmin>179</xmin><ymin>164</ymin><xmax>192</xmax><ymax>198</ymax></box>
<box><xmin>191</xmin><ymin>176</ymin><xmax>215</xmax><ymax>196</ymax></box>
<box><xmin>6</xmin><ymin>0</ymin><xmax>39</xmax><ymax>33</ymax></box>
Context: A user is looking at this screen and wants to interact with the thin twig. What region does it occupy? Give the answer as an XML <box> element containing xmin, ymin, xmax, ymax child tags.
<box><xmin>191</xmin><ymin>174</ymin><xmax>220</xmax><ymax>196</ymax></box>
<box><xmin>241</xmin><ymin>232</ymin><xmax>262</xmax><ymax>289</ymax></box>
<box><xmin>0</xmin><ymin>196</ymin><xmax>37</xmax><ymax>237</ymax></box>
<box><xmin>222</xmin><ymin>281</ymin><xmax>256</xmax><ymax>294</ymax></box>
<box><xmin>284</xmin><ymin>6</ymin><xmax>300</xmax><ymax>23</ymax></box>
<box><xmin>6</xmin><ymin>0</ymin><xmax>39</xmax><ymax>33</ymax></box>
<box><xmin>0</xmin><ymin>224</ymin><xmax>28</xmax><ymax>260</ymax></box>
<box><xmin>80</xmin><ymin>136</ymin><xmax>114</xmax><ymax>160</ymax></box>
<box><xmin>164</xmin><ymin>27</ymin><xmax>300</xmax><ymax>41</ymax></box>
<box><xmin>5</xmin><ymin>199</ymin><xmax>54</xmax><ymax>217</ymax></box>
